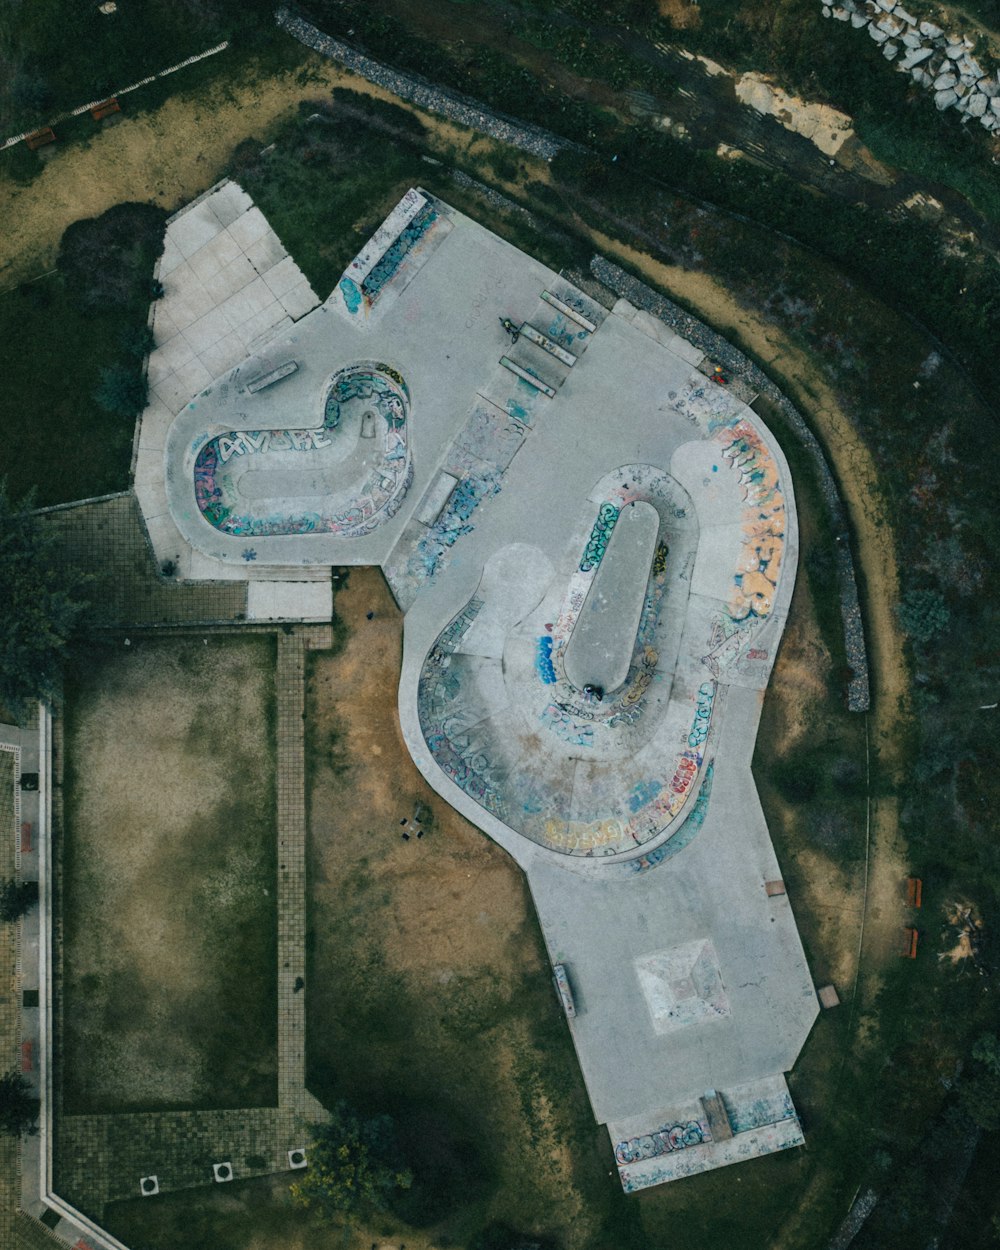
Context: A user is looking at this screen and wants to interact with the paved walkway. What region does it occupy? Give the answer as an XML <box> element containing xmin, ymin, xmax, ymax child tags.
<box><xmin>276</xmin><ymin>629</ymin><xmax>328</xmax><ymax>1116</ymax></box>
<box><xmin>0</xmin><ymin>715</ymin><xmax>63</xmax><ymax>1249</ymax></box>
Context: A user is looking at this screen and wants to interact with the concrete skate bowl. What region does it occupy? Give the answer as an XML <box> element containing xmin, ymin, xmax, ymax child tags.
<box><xmin>192</xmin><ymin>361</ymin><xmax>412</xmax><ymax>539</ymax></box>
<box><xmin>415</xmin><ymin>465</ymin><xmax>735</xmax><ymax>858</ymax></box>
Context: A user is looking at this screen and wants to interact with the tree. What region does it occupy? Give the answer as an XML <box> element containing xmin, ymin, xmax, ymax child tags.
<box><xmin>0</xmin><ymin>880</ymin><xmax>38</xmax><ymax>923</ymax></box>
<box><xmin>0</xmin><ymin>481</ymin><xmax>88</xmax><ymax>717</ymax></box>
<box><xmin>897</xmin><ymin>588</ymin><xmax>950</xmax><ymax>643</ymax></box>
<box><xmin>957</xmin><ymin>1033</ymin><xmax>1000</xmax><ymax>1130</ymax></box>
<box><xmin>291</xmin><ymin>1102</ymin><xmax>412</xmax><ymax>1223</ymax></box>
<box><xmin>56</xmin><ymin>203</ymin><xmax>167</xmax><ymax>313</ymax></box>
<box><xmin>94</xmin><ymin>363</ymin><xmax>148</xmax><ymax>417</ymax></box>
<box><xmin>0</xmin><ymin>1071</ymin><xmax>39</xmax><ymax>1137</ymax></box>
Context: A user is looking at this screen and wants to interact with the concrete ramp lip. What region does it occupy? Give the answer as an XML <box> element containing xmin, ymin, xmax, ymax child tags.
<box><xmin>455</xmin><ymin>544</ymin><xmax>554</xmax><ymax>660</ymax></box>
<box><xmin>189</xmin><ymin>360</ymin><xmax>412</xmax><ymax>540</ymax></box>
<box><xmin>564</xmin><ymin>499</ymin><xmax>660</xmax><ymax>695</ymax></box>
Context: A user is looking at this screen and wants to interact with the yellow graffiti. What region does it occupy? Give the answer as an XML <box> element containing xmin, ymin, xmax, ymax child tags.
<box><xmin>543</xmin><ymin>816</ymin><xmax>626</xmax><ymax>852</ymax></box>
<box><xmin>714</xmin><ymin>419</ymin><xmax>786</xmax><ymax>620</ymax></box>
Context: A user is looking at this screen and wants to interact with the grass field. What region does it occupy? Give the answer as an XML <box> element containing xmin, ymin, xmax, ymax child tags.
<box><xmin>0</xmin><ymin>277</ymin><xmax>140</xmax><ymax>506</ymax></box>
<box><xmin>0</xmin><ymin>0</ymin><xmax>274</xmax><ymax>137</ymax></box>
<box><xmin>59</xmin><ymin>634</ymin><xmax>278</xmax><ymax>1114</ymax></box>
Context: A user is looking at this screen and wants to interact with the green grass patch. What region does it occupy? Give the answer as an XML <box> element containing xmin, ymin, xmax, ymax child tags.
<box><xmin>855</xmin><ymin>111</ymin><xmax>1000</xmax><ymax>226</ymax></box>
<box><xmin>0</xmin><ymin>275</ymin><xmax>142</xmax><ymax>505</ymax></box>
<box><xmin>0</xmin><ymin>0</ymin><xmax>274</xmax><ymax>136</ymax></box>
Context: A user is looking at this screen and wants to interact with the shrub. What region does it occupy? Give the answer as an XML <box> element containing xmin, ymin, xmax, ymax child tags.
<box><xmin>57</xmin><ymin>203</ymin><xmax>167</xmax><ymax>313</ymax></box>
<box><xmin>94</xmin><ymin>364</ymin><xmax>147</xmax><ymax>418</ymax></box>
<box><xmin>0</xmin><ymin>1070</ymin><xmax>39</xmax><ymax>1137</ymax></box>
<box><xmin>0</xmin><ymin>880</ymin><xmax>39</xmax><ymax>923</ymax></box>
<box><xmin>897</xmin><ymin>589</ymin><xmax>950</xmax><ymax>643</ymax></box>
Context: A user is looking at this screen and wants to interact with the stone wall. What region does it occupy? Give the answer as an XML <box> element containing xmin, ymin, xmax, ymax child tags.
<box><xmin>822</xmin><ymin>0</ymin><xmax>1000</xmax><ymax>131</ymax></box>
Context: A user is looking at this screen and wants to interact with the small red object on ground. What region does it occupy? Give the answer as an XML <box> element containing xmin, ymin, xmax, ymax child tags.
<box><xmin>91</xmin><ymin>98</ymin><xmax>120</xmax><ymax>121</ymax></box>
<box><xmin>25</xmin><ymin>128</ymin><xmax>56</xmax><ymax>150</ymax></box>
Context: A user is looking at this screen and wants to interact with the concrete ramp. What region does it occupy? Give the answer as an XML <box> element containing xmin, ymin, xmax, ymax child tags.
<box><xmin>564</xmin><ymin>501</ymin><xmax>660</xmax><ymax>694</ymax></box>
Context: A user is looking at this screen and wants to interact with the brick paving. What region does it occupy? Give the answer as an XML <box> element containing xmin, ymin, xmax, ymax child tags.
<box><xmin>1</xmin><ymin>746</ymin><xmax>21</xmax><ymax>1245</ymax></box>
<box><xmin>14</xmin><ymin>1211</ymin><xmax>65</xmax><ymax>1249</ymax></box>
<box><xmin>39</xmin><ymin>493</ymin><xmax>247</xmax><ymax>630</ymax></box>
<box><xmin>1</xmin><ymin>721</ymin><xmax>65</xmax><ymax>1249</ymax></box>
<box><xmin>277</xmin><ymin>633</ymin><xmax>308</xmax><ymax>1111</ymax></box>
<box><xmin>55</xmin><ymin>1107</ymin><xmax>314</xmax><ymax>1217</ymax></box>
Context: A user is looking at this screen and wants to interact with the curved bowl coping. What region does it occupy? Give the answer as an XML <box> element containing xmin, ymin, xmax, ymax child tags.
<box><xmin>563</xmin><ymin>499</ymin><xmax>661</xmax><ymax>694</ymax></box>
<box><xmin>398</xmin><ymin>396</ymin><xmax>800</xmax><ymax>873</ymax></box>
<box><xmin>164</xmin><ymin>357</ymin><xmax>412</xmax><ymax>562</ymax></box>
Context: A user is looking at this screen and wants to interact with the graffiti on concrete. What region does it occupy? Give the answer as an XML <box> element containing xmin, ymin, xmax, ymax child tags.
<box><xmin>688</xmin><ymin>682</ymin><xmax>715</xmax><ymax>749</ymax></box>
<box><xmin>579</xmin><ymin>502</ymin><xmax>620</xmax><ymax>572</ymax></box>
<box><xmin>709</xmin><ymin>415</ymin><xmax>786</xmax><ymax>622</ymax></box>
<box><xmin>363</xmin><ymin>203</ymin><xmax>438</xmax><ymax>303</ymax></box>
<box><xmin>652</xmin><ymin>541</ymin><xmax>669</xmax><ymax>576</ymax></box>
<box><xmin>615</xmin><ymin>1119</ymin><xmax>709</xmax><ymax>1165</ymax></box>
<box><xmin>725</xmin><ymin>1086</ymin><xmax>795</xmax><ymax>1134</ymax></box>
<box><xmin>535</xmin><ymin>636</ymin><xmax>557</xmax><ymax>684</ymax></box>
<box><xmin>194</xmin><ymin>362</ymin><xmax>412</xmax><ymax>538</ymax></box>
<box><xmin>629</xmin><ymin>764</ymin><xmax>715</xmax><ymax>874</ymax></box>
<box><xmin>540</xmin><ymin>703</ymin><xmax>594</xmax><ymax>747</ymax></box>
<box><xmin>413</xmin><ymin>470</ymin><xmax>503</xmax><ymax>582</ymax></box>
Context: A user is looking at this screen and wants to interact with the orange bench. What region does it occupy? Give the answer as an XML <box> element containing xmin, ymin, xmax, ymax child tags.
<box><xmin>90</xmin><ymin>98</ymin><xmax>120</xmax><ymax>121</ymax></box>
<box><xmin>20</xmin><ymin>822</ymin><xmax>32</xmax><ymax>853</ymax></box>
<box><xmin>900</xmin><ymin>928</ymin><xmax>918</xmax><ymax>959</ymax></box>
<box><xmin>906</xmin><ymin>877</ymin><xmax>923</xmax><ymax>908</ymax></box>
<box><xmin>25</xmin><ymin>127</ymin><xmax>56</xmax><ymax>150</ymax></box>
<box><xmin>21</xmin><ymin>1041</ymin><xmax>32</xmax><ymax>1071</ymax></box>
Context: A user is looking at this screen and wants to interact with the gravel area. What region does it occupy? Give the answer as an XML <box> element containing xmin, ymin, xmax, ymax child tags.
<box><xmin>587</xmin><ymin>258</ymin><xmax>871</xmax><ymax>711</ymax></box>
<box><xmin>828</xmin><ymin>1186</ymin><xmax>878</xmax><ymax>1250</ymax></box>
<box><xmin>278</xmin><ymin>8</ymin><xmax>573</xmax><ymax>161</ymax></box>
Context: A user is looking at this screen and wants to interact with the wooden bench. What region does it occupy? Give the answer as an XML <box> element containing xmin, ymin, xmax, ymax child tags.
<box><xmin>905</xmin><ymin>877</ymin><xmax>923</xmax><ymax>908</ymax></box>
<box><xmin>91</xmin><ymin>98</ymin><xmax>120</xmax><ymax>121</ymax></box>
<box><xmin>25</xmin><ymin>128</ymin><xmax>56</xmax><ymax>150</ymax></box>
<box><xmin>20</xmin><ymin>1040</ymin><xmax>32</xmax><ymax>1071</ymax></box>
<box><xmin>20</xmin><ymin>822</ymin><xmax>32</xmax><ymax>853</ymax></box>
<box><xmin>900</xmin><ymin>928</ymin><xmax>918</xmax><ymax>959</ymax></box>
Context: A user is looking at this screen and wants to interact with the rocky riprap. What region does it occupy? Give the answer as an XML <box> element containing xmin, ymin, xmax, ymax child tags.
<box><xmin>822</xmin><ymin>0</ymin><xmax>1000</xmax><ymax>130</ymax></box>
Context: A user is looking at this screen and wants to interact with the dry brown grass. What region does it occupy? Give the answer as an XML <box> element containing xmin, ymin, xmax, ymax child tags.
<box><xmin>60</xmin><ymin>634</ymin><xmax>278</xmax><ymax>1112</ymax></box>
<box><xmin>304</xmin><ymin>568</ymin><xmax>596</xmax><ymax>1247</ymax></box>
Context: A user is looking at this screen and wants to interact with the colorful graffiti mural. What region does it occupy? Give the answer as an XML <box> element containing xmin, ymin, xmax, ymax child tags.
<box><xmin>580</xmin><ymin>502</ymin><xmax>620</xmax><ymax>572</ymax></box>
<box><xmin>535</xmin><ymin>636</ymin><xmax>557</xmax><ymax>684</ymax></box>
<box><xmin>629</xmin><ymin>764</ymin><xmax>715</xmax><ymax>873</ymax></box>
<box><xmin>414</xmin><ymin>471</ymin><xmax>718</xmax><ymax>856</ymax></box>
<box><xmin>615</xmin><ymin>1119</ymin><xmax>709</xmax><ymax>1165</ymax></box>
<box><xmin>709</xmin><ymin>415</ymin><xmax>786</xmax><ymax>622</ymax></box>
<box><xmin>193</xmin><ymin>362</ymin><xmax>412</xmax><ymax>538</ymax></box>
<box><xmin>688</xmin><ymin>682</ymin><xmax>715</xmax><ymax>748</ymax></box>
